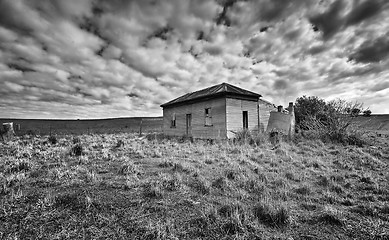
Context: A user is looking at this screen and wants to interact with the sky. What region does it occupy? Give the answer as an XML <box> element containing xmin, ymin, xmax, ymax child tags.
<box><xmin>0</xmin><ymin>0</ymin><xmax>389</xmax><ymax>119</ymax></box>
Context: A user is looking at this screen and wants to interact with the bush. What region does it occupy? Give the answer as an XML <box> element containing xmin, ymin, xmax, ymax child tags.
<box><xmin>48</xmin><ymin>135</ymin><xmax>57</xmax><ymax>145</ymax></box>
<box><xmin>295</xmin><ymin>96</ymin><xmax>367</xmax><ymax>146</ymax></box>
<box><xmin>70</xmin><ymin>144</ymin><xmax>83</xmax><ymax>156</ymax></box>
<box><xmin>363</xmin><ymin>109</ymin><xmax>372</xmax><ymax>117</ymax></box>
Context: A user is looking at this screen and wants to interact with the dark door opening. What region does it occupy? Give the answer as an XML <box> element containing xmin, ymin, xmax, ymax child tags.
<box><xmin>243</xmin><ymin>111</ymin><xmax>248</xmax><ymax>129</ymax></box>
<box><xmin>186</xmin><ymin>114</ymin><xmax>192</xmax><ymax>136</ymax></box>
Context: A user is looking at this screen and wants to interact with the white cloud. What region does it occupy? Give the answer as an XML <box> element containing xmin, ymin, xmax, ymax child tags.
<box><xmin>0</xmin><ymin>0</ymin><xmax>388</xmax><ymax>119</ymax></box>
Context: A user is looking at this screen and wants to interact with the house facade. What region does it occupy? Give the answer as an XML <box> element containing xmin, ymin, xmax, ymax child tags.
<box><xmin>160</xmin><ymin>83</ymin><xmax>276</xmax><ymax>139</ymax></box>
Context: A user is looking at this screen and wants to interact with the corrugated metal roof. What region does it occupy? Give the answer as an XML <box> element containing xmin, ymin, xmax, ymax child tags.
<box><xmin>161</xmin><ymin>82</ymin><xmax>262</xmax><ymax>107</ymax></box>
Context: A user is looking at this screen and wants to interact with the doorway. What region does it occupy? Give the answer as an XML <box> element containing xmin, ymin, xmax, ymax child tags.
<box><xmin>243</xmin><ymin>111</ymin><xmax>248</xmax><ymax>129</ymax></box>
<box><xmin>186</xmin><ymin>114</ymin><xmax>192</xmax><ymax>136</ymax></box>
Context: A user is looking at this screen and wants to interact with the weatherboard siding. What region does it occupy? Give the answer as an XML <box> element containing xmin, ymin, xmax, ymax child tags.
<box><xmin>163</xmin><ymin>97</ymin><xmax>227</xmax><ymax>139</ymax></box>
<box><xmin>226</xmin><ymin>98</ymin><xmax>259</xmax><ymax>138</ymax></box>
<box><xmin>258</xmin><ymin>99</ymin><xmax>277</xmax><ymax>132</ymax></box>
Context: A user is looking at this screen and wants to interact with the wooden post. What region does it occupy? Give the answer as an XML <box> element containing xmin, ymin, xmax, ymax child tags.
<box><xmin>139</xmin><ymin>119</ymin><xmax>143</xmax><ymax>136</ymax></box>
<box><xmin>1</xmin><ymin>122</ymin><xmax>16</xmax><ymax>142</ymax></box>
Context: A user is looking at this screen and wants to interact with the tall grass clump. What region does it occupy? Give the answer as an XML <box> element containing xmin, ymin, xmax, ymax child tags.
<box><xmin>295</xmin><ymin>96</ymin><xmax>367</xmax><ymax>146</ymax></box>
<box><xmin>232</xmin><ymin>129</ymin><xmax>268</xmax><ymax>146</ymax></box>
<box><xmin>253</xmin><ymin>201</ymin><xmax>290</xmax><ymax>227</ymax></box>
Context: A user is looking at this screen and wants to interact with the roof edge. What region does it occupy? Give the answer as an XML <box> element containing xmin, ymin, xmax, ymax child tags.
<box><xmin>161</xmin><ymin>92</ymin><xmax>261</xmax><ymax>108</ymax></box>
<box><xmin>160</xmin><ymin>82</ymin><xmax>262</xmax><ymax>108</ymax></box>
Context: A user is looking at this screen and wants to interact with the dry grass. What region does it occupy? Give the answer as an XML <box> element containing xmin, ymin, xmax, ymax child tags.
<box><xmin>0</xmin><ymin>132</ymin><xmax>388</xmax><ymax>239</ymax></box>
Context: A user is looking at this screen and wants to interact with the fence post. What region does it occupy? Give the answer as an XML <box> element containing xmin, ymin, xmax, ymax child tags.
<box><xmin>139</xmin><ymin>119</ymin><xmax>143</xmax><ymax>137</ymax></box>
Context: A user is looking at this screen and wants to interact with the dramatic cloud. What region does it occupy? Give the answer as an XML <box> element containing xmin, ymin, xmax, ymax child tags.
<box><xmin>0</xmin><ymin>0</ymin><xmax>389</xmax><ymax>119</ymax></box>
<box><xmin>349</xmin><ymin>34</ymin><xmax>389</xmax><ymax>63</ymax></box>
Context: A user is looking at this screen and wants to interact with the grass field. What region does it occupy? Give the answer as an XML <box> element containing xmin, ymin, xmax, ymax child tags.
<box><xmin>0</xmin><ymin>132</ymin><xmax>388</xmax><ymax>239</ymax></box>
<box><xmin>0</xmin><ymin>117</ymin><xmax>163</xmax><ymax>135</ymax></box>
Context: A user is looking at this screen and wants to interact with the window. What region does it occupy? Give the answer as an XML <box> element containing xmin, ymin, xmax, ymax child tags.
<box><xmin>171</xmin><ymin>113</ymin><xmax>176</xmax><ymax>128</ymax></box>
<box><xmin>205</xmin><ymin>108</ymin><xmax>212</xmax><ymax>126</ymax></box>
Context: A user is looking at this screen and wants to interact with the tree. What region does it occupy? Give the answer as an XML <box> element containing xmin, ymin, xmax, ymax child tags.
<box><xmin>363</xmin><ymin>109</ymin><xmax>372</xmax><ymax>117</ymax></box>
<box><xmin>351</xmin><ymin>108</ymin><xmax>361</xmax><ymax>116</ymax></box>
<box><xmin>294</xmin><ymin>96</ymin><xmax>327</xmax><ymax>127</ymax></box>
<box><xmin>294</xmin><ymin>96</ymin><xmax>366</xmax><ymax>146</ymax></box>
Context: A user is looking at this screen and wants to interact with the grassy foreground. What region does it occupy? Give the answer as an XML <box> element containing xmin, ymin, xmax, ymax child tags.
<box><xmin>0</xmin><ymin>133</ymin><xmax>388</xmax><ymax>239</ymax></box>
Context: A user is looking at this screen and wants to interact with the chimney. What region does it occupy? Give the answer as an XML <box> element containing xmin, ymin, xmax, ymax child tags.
<box><xmin>287</xmin><ymin>102</ymin><xmax>294</xmax><ymax>113</ymax></box>
<box><xmin>277</xmin><ymin>105</ymin><xmax>283</xmax><ymax>112</ymax></box>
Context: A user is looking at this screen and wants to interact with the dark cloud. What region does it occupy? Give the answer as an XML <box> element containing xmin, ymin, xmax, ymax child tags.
<box><xmin>253</xmin><ymin>0</ymin><xmax>312</xmax><ymax>22</ymax></box>
<box><xmin>259</xmin><ymin>26</ymin><xmax>270</xmax><ymax>32</ymax></box>
<box><xmin>284</xmin><ymin>28</ymin><xmax>302</xmax><ymax>41</ymax></box>
<box><xmin>0</xmin><ymin>0</ymin><xmax>41</xmax><ymax>35</ymax></box>
<box><xmin>273</xmin><ymin>79</ymin><xmax>288</xmax><ymax>90</ymax></box>
<box><xmin>7</xmin><ymin>61</ymin><xmax>35</xmax><ymax>72</ymax></box>
<box><xmin>309</xmin><ymin>0</ymin><xmax>346</xmax><ymax>39</ymax></box>
<box><xmin>310</xmin><ymin>0</ymin><xmax>389</xmax><ymax>39</ymax></box>
<box><xmin>349</xmin><ymin>35</ymin><xmax>389</xmax><ymax>63</ymax></box>
<box><xmin>346</xmin><ymin>0</ymin><xmax>388</xmax><ymax>26</ymax></box>
<box><xmin>215</xmin><ymin>0</ymin><xmax>236</xmax><ymax>26</ymax></box>
<box><xmin>330</xmin><ymin>64</ymin><xmax>384</xmax><ymax>83</ymax></box>
<box><xmin>307</xmin><ymin>44</ymin><xmax>327</xmax><ymax>55</ymax></box>
<box><xmin>127</xmin><ymin>92</ymin><xmax>140</xmax><ymax>98</ymax></box>
<box><xmin>203</xmin><ymin>44</ymin><xmax>223</xmax><ymax>56</ymax></box>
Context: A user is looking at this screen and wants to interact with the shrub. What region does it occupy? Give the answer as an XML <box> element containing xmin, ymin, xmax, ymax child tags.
<box><xmin>295</xmin><ymin>96</ymin><xmax>367</xmax><ymax>146</ymax></box>
<box><xmin>70</xmin><ymin>143</ymin><xmax>83</xmax><ymax>156</ymax></box>
<box><xmin>48</xmin><ymin>135</ymin><xmax>57</xmax><ymax>145</ymax></box>
<box><xmin>363</xmin><ymin>109</ymin><xmax>372</xmax><ymax>117</ymax></box>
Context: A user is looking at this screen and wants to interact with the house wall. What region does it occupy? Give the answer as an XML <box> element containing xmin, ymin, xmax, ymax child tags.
<box><xmin>226</xmin><ymin>98</ymin><xmax>259</xmax><ymax>138</ymax></box>
<box><xmin>258</xmin><ymin>99</ymin><xmax>277</xmax><ymax>132</ymax></box>
<box><xmin>162</xmin><ymin>97</ymin><xmax>227</xmax><ymax>139</ymax></box>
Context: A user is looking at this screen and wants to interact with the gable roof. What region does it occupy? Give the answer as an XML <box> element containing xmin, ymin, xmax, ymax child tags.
<box><xmin>161</xmin><ymin>82</ymin><xmax>262</xmax><ymax>108</ymax></box>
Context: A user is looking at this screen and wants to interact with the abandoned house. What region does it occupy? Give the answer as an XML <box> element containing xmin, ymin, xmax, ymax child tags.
<box><xmin>160</xmin><ymin>82</ymin><xmax>276</xmax><ymax>139</ymax></box>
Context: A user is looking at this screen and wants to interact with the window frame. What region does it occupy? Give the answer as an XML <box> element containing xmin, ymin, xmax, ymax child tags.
<box><xmin>171</xmin><ymin>113</ymin><xmax>176</xmax><ymax>128</ymax></box>
<box><xmin>204</xmin><ymin>107</ymin><xmax>213</xmax><ymax>126</ymax></box>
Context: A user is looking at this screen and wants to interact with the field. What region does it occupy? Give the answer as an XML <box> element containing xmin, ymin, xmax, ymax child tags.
<box><xmin>0</xmin><ymin>117</ymin><xmax>163</xmax><ymax>135</ymax></box>
<box><xmin>354</xmin><ymin>115</ymin><xmax>389</xmax><ymax>136</ymax></box>
<box><xmin>0</xmin><ymin>132</ymin><xmax>388</xmax><ymax>239</ymax></box>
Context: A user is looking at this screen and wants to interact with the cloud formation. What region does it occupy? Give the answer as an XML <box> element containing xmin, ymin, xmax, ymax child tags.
<box><xmin>0</xmin><ymin>0</ymin><xmax>389</xmax><ymax>119</ymax></box>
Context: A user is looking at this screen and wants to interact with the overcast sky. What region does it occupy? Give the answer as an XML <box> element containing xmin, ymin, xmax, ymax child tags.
<box><xmin>1</xmin><ymin>0</ymin><xmax>389</xmax><ymax>119</ymax></box>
